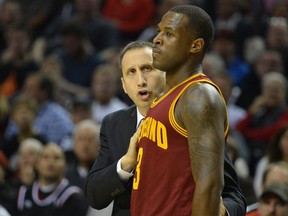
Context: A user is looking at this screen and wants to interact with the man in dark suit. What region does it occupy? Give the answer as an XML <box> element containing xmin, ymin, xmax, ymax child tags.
<box><xmin>85</xmin><ymin>41</ymin><xmax>246</xmax><ymax>216</ymax></box>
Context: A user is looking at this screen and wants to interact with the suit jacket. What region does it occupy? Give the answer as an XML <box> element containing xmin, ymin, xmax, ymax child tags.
<box><xmin>85</xmin><ymin>105</ymin><xmax>246</xmax><ymax>216</ymax></box>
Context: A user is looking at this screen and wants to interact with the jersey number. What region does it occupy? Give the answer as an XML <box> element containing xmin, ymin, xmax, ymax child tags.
<box><xmin>133</xmin><ymin>147</ymin><xmax>143</xmax><ymax>190</ymax></box>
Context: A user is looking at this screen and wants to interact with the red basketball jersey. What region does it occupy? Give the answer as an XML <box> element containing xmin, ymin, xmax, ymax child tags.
<box><xmin>131</xmin><ymin>73</ymin><xmax>229</xmax><ymax>216</ymax></box>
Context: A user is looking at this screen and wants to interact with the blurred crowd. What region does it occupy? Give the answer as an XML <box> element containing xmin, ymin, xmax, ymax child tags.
<box><xmin>0</xmin><ymin>0</ymin><xmax>288</xmax><ymax>215</ymax></box>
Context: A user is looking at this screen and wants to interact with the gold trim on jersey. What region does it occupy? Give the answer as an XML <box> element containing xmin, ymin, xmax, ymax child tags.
<box><xmin>165</xmin><ymin>74</ymin><xmax>229</xmax><ymax>138</ymax></box>
<box><xmin>150</xmin><ymin>73</ymin><xmax>203</xmax><ymax>109</ymax></box>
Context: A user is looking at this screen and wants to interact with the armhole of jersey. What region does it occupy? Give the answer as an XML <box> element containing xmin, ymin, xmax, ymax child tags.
<box><xmin>169</xmin><ymin>79</ymin><xmax>229</xmax><ymax>137</ymax></box>
<box><xmin>151</xmin><ymin>73</ymin><xmax>206</xmax><ymax>108</ymax></box>
<box><xmin>169</xmin><ymin>88</ymin><xmax>188</xmax><ymax>138</ymax></box>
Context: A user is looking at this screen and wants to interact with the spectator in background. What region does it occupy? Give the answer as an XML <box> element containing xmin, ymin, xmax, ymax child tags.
<box><xmin>247</xmin><ymin>182</ymin><xmax>288</xmax><ymax>216</ymax></box>
<box><xmin>265</xmin><ymin>16</ymin><xmax>288</xmax><ymax>74</ymax></box>
<box><xmin>226</xmin><ymin>135</ymin><xmax>256</xmax><ymax>205</ymax></box>
<box><xmin>246</xmin><ymin>161</ymin><xmax>288</xmax><ymax>215</ymax></box>
<box><xmin>232</xmin><ymin>1</ymin><xmax>267</xmax><ymax>60</ymax></box>
<box><xmin>28</xmin><ymin>0</ymin><xmax>76</xmax><ymax>63</ymax></box>
<box><xmin>262</xmin><ymin>161</ymin><xmax>288</xmax><ymax>189</ymax></box>
<box><xmin>202</xmin><ymin>51</ymin><xmax>226</xmax><ymax>78</ymax></box>
<box><xmin>20</xmin><ymin>73</ymin><xmax>74</xmax><ymax>151</ymax></box>
<box><xmin>137</xmin><ymin>0</ymin><xmax>189</xmax><ymax>42</ymax></box>
<box><xmin>14</xmin><ymin>143</ymin><xmax>89</xmax><ymax>216</ymax></box>
<box><xmin>101</xmin><ymin>0</ymin><xmax>156</xmax><ymax>45</ymax></box>
<box><xmin>73</xmin><ymin>0</ymin><xmax>120</xmax><ymax>52</ymax></box>
<box><xmin>265</xmin><ymin>17</ymin><xmax>288</xmax><ymax>53</ymax></box>
<box><xmin>236</xmin><ymin>49</ymin><xmax>285</xmax><ymax>110</ymax></box>
<box><xmin>39</xmin><ymin>55</ymin><xmax>96</xmax><ymax>110</ymax></box>
<box><xmin>207</xmin><ymin>60</ymin><xmax>250</xmax><ymax>161</ymax></box>
<box><xmin>91</xmin><ymin>63</ymin><xmax>128</xmax><ymax>124</ymax></box>
<box><xmin>211</xmin><ymin>30</ymin><xmax>250</xmax><ymax>86</ymax></box>
<box><xmin>226</xmin><ymin>136</ymin><xmax>249</xmax><ymax>179</ymax></box>
<box><xmin>214</xmin><ymin>0</ymin><xmax>242</xmax><ymax>33</ymax></box>
<box><xmin>254</xmin><ymin>124</ymin><xmax>288</xmax><ymax>197</ymax></box>
<box><xmin>0</xmin><ymin>159</ymin><xmax>17</xmax><ymax>216</ymax></box>
<box><xmin>54</xmin><ymin>18</ymin><xmax>105</xmax><ymax>92</ymax></box>
<box><xmin>234</xmin><ymin>0</ymin><xmax>288</xmax><ymax>64</ymax></box>
<box><xmin>0</xmin><ymin>25</ymin><xmax>39</xmax><ymax>97</ymax></box>
<box><xmin>39</xmin><ymin>55</ymin><xmax>73</xmax><ymax>109</ymax></box>
<box><xmin>68</xmin><ymin>120</ymin><xmax>111</xmax><ymax>216</ymax></box>
<box><xmin>243</xmin><ymin>36</ymin><xmax>266</xmax><ymax>66</ymax></box>
<box><xmin>236</xmin><ymin>72</ymin><xmax>288</xmax><ymax>176</ymax></box>
<box><xmin>65</xmin><ymin>120</ymin><xmax>100</xmax><ymax>190</ymax></box>
<box><xmin>262</xmin><ymin>0</ymin><xmax>288</xmax><ymax>18</ymax></box>
<box><xmin>210</xmin><ymin>71</ymin><xmax>247</xmax><ymax>130</ymax></box>
<box><xmin>99</xmin><ymin>47</ymin><xmax>133</xmax><ymax>106</ymax></box>
<box><xmin>10</xmin><ymin>138</ymin><xmax>43</xmax><ymax>187</ymax></box>
<box><xmin>69</xmin><ymin>96</ymin><xmax>92</xmax><ymax>125</ymax></box>
<box><xmin>13</xmin><ymin>0</ymin><xmax>59</xmax><ymax>40</ymax></box>
<box><xmin>0</xmin><ymin>95</ymin><xmax>46</xmax><ymax>167</ymax></box>
<box><xmin>0</xmin><ymin>0</ymin><xmax>23</xmax><ymax>53</ymax></box>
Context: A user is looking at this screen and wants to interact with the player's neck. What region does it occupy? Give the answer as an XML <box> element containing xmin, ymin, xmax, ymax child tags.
<box><xmin>166</xmin><ymin>66</ymin><xmax>202</xmax><ymax>89</ymax></box>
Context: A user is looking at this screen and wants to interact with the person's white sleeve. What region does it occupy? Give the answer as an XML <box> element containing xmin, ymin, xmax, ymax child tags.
<box><xmin>116</xmin><ymin>158</ymin><xmax>134</xmax><ymax>181</ymax></box>
<box><xmin>226</xmin><ymin>209</ymin><xmax>230</xmax><ymax>216</ymax></box>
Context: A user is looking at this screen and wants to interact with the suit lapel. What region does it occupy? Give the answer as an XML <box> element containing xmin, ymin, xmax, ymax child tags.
<box><xmin>116</xmin><ymin>105</ymin><xmax>137</xmax><ymax>155</ymax></box>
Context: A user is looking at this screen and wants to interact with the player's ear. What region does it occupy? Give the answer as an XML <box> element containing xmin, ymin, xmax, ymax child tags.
<box><xmin>121</xmin><ymin>77</ymin><xmax>127</xmax><ymax>94</ymax></box>
<box><xmin>190</xmin><ymin>38</ymin><xmax>204</xmax><ymax>53</ymax></box>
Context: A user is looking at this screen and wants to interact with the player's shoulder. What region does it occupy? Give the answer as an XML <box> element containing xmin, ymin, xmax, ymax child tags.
<box><xmin>178</xmin><ymin>81</ymin><xmax>226</xmax><ymax>117</ymax></box>
<box><xmin>184</xmin><ymin>81</ymin><xmax>221</xmax><ymax>101</ymax></box>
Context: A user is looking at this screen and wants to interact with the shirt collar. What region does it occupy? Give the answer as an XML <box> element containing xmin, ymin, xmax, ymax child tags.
<box><xmin>136</xmin><ymin>108</ymin><xmax>145</xmax><ymax>129</ymax></box>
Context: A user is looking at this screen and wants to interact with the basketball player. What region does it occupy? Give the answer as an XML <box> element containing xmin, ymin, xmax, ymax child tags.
<box><xmin>130</xmin><ymin>5</ymin><xmax>246</xmax><ymax>216</ymax></box>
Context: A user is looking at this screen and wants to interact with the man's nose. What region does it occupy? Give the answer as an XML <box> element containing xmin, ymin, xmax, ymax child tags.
<box><xmin>153</xmin><ymin>33</ymin><xmax>162</xmax><ymax>45</ymax></box>
<box><xmin>136</xmin><ymin>73</ymin><xmax>147</xmax><ymax>87</ymax></box>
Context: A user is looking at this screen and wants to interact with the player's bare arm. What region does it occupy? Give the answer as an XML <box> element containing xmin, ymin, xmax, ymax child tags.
<box><xmin>175</xmin><ymin>82</ymin><xmax>226</xmax><ymax>216</ymax></box>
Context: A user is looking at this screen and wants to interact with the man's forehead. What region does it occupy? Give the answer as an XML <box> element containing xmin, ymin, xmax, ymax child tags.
<box><xmin>123</xmin><ymin>48</ymin><xmax>152</xmax><ymax>65</ymax></box>
<box><xmin>159</xmin><ymin>11</ymin><xmax>187</xmax><ymax>30</ymax></box>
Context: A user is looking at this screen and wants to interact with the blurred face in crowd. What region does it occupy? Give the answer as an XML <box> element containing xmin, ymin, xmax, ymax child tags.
<box><xmin>266</xmin><ymin>19</ymin><xmax>288</xmax><ymax>50</ymax></box>
<box><xmin>19</xmin><ymin>142</ymin><xmax>42</xmax><ymax>167</ymax></box>
<box><xmin>271</xmin><ymin>0</ymin><xmax>288</xmax><ymax>18</ymax></box>
<box><xmin>92</xmin><ymin>65</ymin><xmax>117</xmax><ymax>104</ymax></box>
<box><xmin>255</xmin><ymin>51</ymin><xmax>283</xmax><ymax>77</ymax></box>
<box><xmin>216</xmin><ymin>0</ymin><xmax>237</xmax><ymax>19</ymax></box>
<box><xmin>74</xmin><ymin>126</ymin><xmax>100</xmax><ymax>165</ymax></box>
<box><xmin>70</xmin><ymin>103</ymin><xmax>92</xmax><ymax>124</ymax></box>
<box><xmin>5</xmin><ymin>28</ymin><xmax>30</xmax><ymax>55</ymax></box>
<box><xmin>262</xmin><ymin>80</ymin><xmax>286</xmax><ymax>108</ymax></box>
<box><xmin>23</xmin><ymin>75</ymin><xmax>40</xmax><ymax>101</ymax></box>
<box><xmin>258</xmin><ymin>195</ymin><xmax>288</xmax><ymax>216</ymax></box>
<box><xmin>36</xmin><ymin>144</ymin><xmax>66</xmax><ymax>184</ymax></box>
<box><xmin>121</xmin><ymin>47</ymin><xmax>166</xmax><ymax>116</ymax></box>
<box><xmin>212</xmin><ymin>36</ymin><xmax>236</xmax><ymax>62</ymax></box>
<box><xmin>0</xmin><ymin>1</ymin><xmax>22</xmax><ymax>25</ymax></box>
<box><xmin>12</xmin><ymin>103</ymin><xmax>36</xmax><ymax>131</ymax></box>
